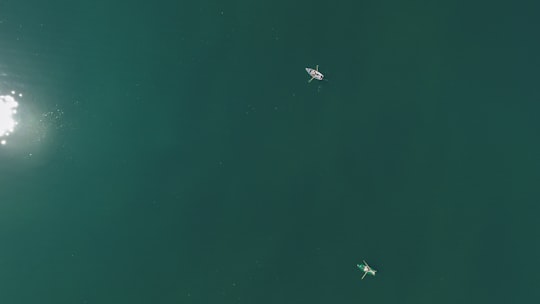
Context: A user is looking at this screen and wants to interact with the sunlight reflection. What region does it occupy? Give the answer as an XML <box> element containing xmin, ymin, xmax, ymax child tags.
<box><xmin>0</xmin><ymin>93</ymin><xmax>19</xmax><ymax>145</ymax></box>
<box><xmin>0</xmin><ymin>86</ymin><xmax>68</xmax><ymax>166</ymax></box>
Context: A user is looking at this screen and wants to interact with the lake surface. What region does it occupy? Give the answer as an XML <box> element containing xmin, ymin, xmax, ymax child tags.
<box><xmin>0</xmin><ymin>0</ymin><xmax>538</xmax><ymax>303</ymax></box>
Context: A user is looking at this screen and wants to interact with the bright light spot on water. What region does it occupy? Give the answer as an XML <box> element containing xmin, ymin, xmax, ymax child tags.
<box><xmin>0</xmin><ymin>86</ymin><xmax>69</xmax><ymax>165</ymax></box>
<box><xmin>0</xmin><ymin>93</ymin><xmax>19</xmax><ymax>144</ymax></box>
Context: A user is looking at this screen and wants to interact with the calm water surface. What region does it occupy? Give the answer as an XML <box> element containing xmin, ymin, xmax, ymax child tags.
<box><xmin>0</xmin><ymin>0</ymin><xmax>539</xmax><ymax>303</ymax></box>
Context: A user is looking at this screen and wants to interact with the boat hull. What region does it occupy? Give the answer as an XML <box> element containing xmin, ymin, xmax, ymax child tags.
<box><xmin>305</xmin><ymin>68</ymin><xmax>324</xmax><ymax>80</ymax></box>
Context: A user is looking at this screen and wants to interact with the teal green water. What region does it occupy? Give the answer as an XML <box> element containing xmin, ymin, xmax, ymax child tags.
<box><xmin>0</xmin><ymin>0</ymin><xmax>539</xmax><ymax>303</ymax></box>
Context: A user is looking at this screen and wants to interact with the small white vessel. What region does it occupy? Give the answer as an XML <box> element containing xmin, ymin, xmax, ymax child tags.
<box><xmin>305</xmin><ymin>65</ymin><xmax>324</xmax><ymax>83</ymax></box>
<box><xmin>357</xmin><ymin>260</ymin><xmax>377</xmax><ymax>280</ymax></box>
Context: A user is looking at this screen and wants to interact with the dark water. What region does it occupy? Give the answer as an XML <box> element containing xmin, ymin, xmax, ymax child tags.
<box><xmin>0</xmin><ymin>0</ymin><xmax>539</xmax><ymax>303</ymax></box>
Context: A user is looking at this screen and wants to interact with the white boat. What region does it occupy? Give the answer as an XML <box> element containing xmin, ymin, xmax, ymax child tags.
<box><xmin>305</xmin><ymin>65</ymin><xmax>324</xmax><ymax>83</ymax></box>
<box><xmin>357</xmin><ymin>260</ymin><xmax>377</xmax><ymax>279</ymax></box>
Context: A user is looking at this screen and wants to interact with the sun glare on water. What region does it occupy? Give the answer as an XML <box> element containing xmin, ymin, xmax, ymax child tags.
<box><xmin>0</xmin><ymin>93</ymin><xmax>19</xmax><ymax>145</ymax></box>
